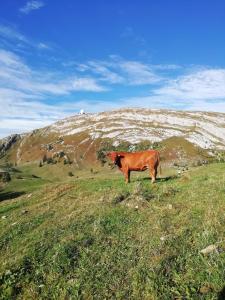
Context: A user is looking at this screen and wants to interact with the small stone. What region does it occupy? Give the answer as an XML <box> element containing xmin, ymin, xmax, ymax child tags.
<box><xmin>200</xmin><ymin>244</ymin><xmax>218</xmax><ymax>255</ymax></box>
<box><xmin>21</xmin><ymin>209</ymin><xmax>28</xmax><ymax>214</ymax></box>
<box><xmin>11</xmin><ymin>222</ymin><xmax>17</xmax><ymax>226</ymax></box>
<box><xmin>135</xmin><ymin>205</ymin><xmax>139</xmax><ymax>210</ymax></box>
<box><xmin>1</xmin><ymin>215</ymin><xmax>7</xmax><ymax>219</ymax></box>
<box><xmin>168</xmin><ymin>204</ymin><xmax>173</xmax><ymax>210</ymax></box>
<box><xmin>160</xmin><ymin>235</ymin><xmax>170</xmax><ymax>241</ymax></box>
<box><xmin>27</xmin><ymin>193</ymin><xmax>32</xmax><ymax>198</ymax></box>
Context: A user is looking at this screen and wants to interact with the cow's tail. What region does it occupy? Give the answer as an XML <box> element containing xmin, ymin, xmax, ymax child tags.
<box><xmin>157</xmin><ymin>151</ymin><xmax>162</xmax><ymax>177</ymax></box>
<box><xmin>159</xmin><ymin>164</ymin><xmax>162</xmax><ymax>176</ymax></box>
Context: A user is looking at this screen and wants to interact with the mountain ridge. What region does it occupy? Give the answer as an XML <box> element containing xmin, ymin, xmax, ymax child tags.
<box><xmin>1</xmin><ymin>108</ymin><xmax>225</xmax><ymax>165</ymax></box>
<box><xmin>45</xmin><ymin>107</ymin><xmax>225</xmax><ymax>148</ymax></box>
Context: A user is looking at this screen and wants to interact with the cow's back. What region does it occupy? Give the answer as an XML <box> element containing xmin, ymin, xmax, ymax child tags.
<box><xmin>122</xmin><ymin>150</ymin><xmax>159</xmax><ymax>170</ymax></box>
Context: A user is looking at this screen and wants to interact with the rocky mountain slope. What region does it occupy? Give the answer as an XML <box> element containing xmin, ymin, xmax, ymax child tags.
<box><xmin>1</xmin><ymin>108</ymin><xmax>225</xmax><ymax>166</ymax></box>
<box><xmin>49</xmin><ymin>108</ymin><xmax>225</xmax><ymax>148</ymax></box>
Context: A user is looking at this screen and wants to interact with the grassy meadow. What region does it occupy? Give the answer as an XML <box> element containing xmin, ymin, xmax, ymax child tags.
<box><xmin>0</xmin><ymin>162</ymin><xmax>225</xmax><ymax>299</ymax></box>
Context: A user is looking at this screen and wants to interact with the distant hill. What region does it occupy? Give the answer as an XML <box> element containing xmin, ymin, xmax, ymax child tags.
<box><xmin>1</xmin><ymin>108</ymin><xmax>225</xmax><ymax>166</ymax></box>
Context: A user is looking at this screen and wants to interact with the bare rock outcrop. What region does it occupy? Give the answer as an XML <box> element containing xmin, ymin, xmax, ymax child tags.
<box><xmin>0</xmin><ymin>134</ymin><xmax>21</xmax><ymax>157</ymax></box>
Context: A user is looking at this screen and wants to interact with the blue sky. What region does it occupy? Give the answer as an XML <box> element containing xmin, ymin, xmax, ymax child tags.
<box><xmin>0</xmin><ymin>0</ymin><xmax>225</xmax><ymax>137</ymax></box>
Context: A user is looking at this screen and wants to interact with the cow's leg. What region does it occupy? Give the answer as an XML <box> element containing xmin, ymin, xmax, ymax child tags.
<box><xmin>128</xmin><ymin>170</ymin><xmax>131</xmax><ymax>183</ymax></box>
<box><xmin>150</xmin><ymin>167</ymin><xmax>156</xmax><ymax>183</ymax></box>
<box><xmin>154</xmin><ymin>166</ymin><xmax>158</xmax><ymax>179</ymax></box>
<box><xmin>124</xmin><ymin>169</ymin><xmax>130</xmax><ymax>184</ymax></box>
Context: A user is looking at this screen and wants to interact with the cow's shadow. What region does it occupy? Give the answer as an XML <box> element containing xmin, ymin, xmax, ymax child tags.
<box><xmin>135</xmin><ymin>175</ymin><xmax>178</xmax><ymax>183</ymax></box>
<box><xmin>0</xmin><ymin>191</ymin><xmax>25</xmax><ymax>202</ymax></box>
<box><xmin>157</xmin><ymin>175</ymin><xmax>179</xmax><ymax>182</ymax></box>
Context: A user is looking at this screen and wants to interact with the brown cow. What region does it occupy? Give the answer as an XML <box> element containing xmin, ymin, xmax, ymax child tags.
<box><xmin>107</xmin><ymin>150</ymin><xmax>160</xmax><ymax>183</ymax></box>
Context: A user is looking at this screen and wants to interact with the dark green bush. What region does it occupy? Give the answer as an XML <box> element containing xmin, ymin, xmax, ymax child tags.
<box><xmin>0</xmin><ymin>172</ymin><xmax>11</xmax><ymax>182</ymax></box>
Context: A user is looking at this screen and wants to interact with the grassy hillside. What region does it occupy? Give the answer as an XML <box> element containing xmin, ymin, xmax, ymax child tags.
<box><xmin>0</xmin><ymin>163</ymin><xmax>225</xmax><ymax>299</ymax></box>
<box><xmin>2</xmin><ymin>133</ymin><xmax>213</xmax><ymax>168</ymax></box>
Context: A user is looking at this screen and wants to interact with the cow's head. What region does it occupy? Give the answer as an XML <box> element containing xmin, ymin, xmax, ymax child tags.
<box><xmin>106</xmin><ymin>152</ymin><xmax>123</xmax><ymax>167</ymax></box>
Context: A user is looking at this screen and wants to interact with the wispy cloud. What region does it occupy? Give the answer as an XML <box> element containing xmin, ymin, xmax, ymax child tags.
<box><xmin>110</xmin><ymin>68</ymin><xmax>225</xmax><ymax>112</ymax></box>
<box><xmin>118</xmin><ymin>60</ymin><xmax>161</xmax><ymax>85</ymax></box>
<box><xmin>76</xmin><ymin>60</ymin><xmax>124</xmax><ymax>84</ymax></box>
<box><xmin>63</xmin><ymin>65</ymin><xmax>225</xmax><ymax>113</ymax></box>
<box><xmin>0</xmin><ymin>24</ymin><xmax>28</xmax><ymax>43</ymax></box>
<box><xmin>75</xmin><ymin>56</ymin><xmax>161</xmax><ymax>85</ymax></box>
<box><xmin>0</xmin><ymin>23</ymin><xmax>51</xmax><ymax>52</ymax></box>
<box><xmin>37</xmin><ymin>42</ymin><xmax>50</xmax><ymax>50</ymax></box>
<box><xmin>153</xmin><ymin>64</ymin><xmax>181</xmax><ymax>70</ymax></box>
<box><xmin>0</xmin><ymin>49</ymin><xmax>106</xmax><ymax>94</ymax></box>
<box><xmin>19</xmin><ymin>1</ymin><xmax>45</xmax><ymax>14</ymax></box>
<box><xmin>154</xmin><ymin>69</ymin><xmax>225</xmax><ymax>100</ymax></box>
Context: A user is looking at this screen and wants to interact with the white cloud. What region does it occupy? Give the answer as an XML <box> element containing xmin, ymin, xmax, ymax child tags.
<box><xmin>19</xmin><ymin>1</ymin><xmax>45</xmax><ymax>14</ymax></box>
<box><xmin>0</xmin><ymin>24</ymin><xmax>51</xmax><ymax>52</ymax></box>
<box><xmin>118</xmin><ymin>61</ymin><xmax>161</xmax><ymax>85</ymax></box>
<box><xmin>75</xmin><ymin>57</ymin><xmax>161</xmax><ymax>86</ymax></box>
<box><xmin>37</xmin><ymin>42</ymin><xmax>50</xmax><ymax>50</ymax></box>
<box><xmin>0</xmin><ymin>49</ymin><xmax>106</xmax><ymax>94</ymax></box>
<box><xmin>77</xmin><ymin>61</ymin><xmax>124</xmax><ymax>84</ymax></box>
<box><xmin>71</xmin><ymin>77</ymin><xmax>107</xmax><ymax>91</ymax></box>
<box><xmin>59</xmin><ymin>67</ymin><xmax>225</xmax><ymax>114</ymax></box>
<box><xmin>1</xmin><ymin>118</ymin><xmax>51</xmax><ymax>131</ymax></box>
<box><xmin>0</xmin><ymin>24</ymin><xmax>28</xmax><ymax>43</ymax></box>
<box><xmin>153</xmin><ymin>64</ymin><xmax>181</xmax><ymax>70</ymax></box>
<box><xmin>185</xmin><ymin>100</ymin><xmax>225</xmax><ymax>112</ymax></box>
<box><xmin>0</xmin><ymin>89</ymin><xmax>64</xmax><ymax>138</ymax></box>
<box><xmin>155</xmin><ymin>69</ymin><xmax>225</xmax><ymax>100</ymax></box>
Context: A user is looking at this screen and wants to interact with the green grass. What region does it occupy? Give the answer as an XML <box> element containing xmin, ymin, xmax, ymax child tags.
<box><xmin>0</xmin><ymin>163</ymin><xmax>225</xmax><ymax>299</ymax></box>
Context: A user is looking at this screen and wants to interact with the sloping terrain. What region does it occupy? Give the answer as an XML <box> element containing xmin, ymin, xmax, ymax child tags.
<box><xmin>0</xmin><ymin>107</ymin><xmax>225</xmax><ymax>298</ymax></box>
<box><xmin>0</xmin><ymin>163</ymin><xmax>225</xmax><ymax>299</ymax></box>
<box><xmin>1</xmin><ymin>108</ymin><xmax>225</xmax><ymax>166</ymax></box>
